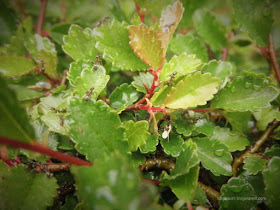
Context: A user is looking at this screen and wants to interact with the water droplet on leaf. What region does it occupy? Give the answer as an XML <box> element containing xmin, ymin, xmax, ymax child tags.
<box><xmin>214</xmin><ymin>148</ymin><xmax>224</xmax><ymax>156</ymax></box>
<box><xmin>229</xmin><ymin>184</ymin><xmax>243</xmax><ymax>193</ymax></box>
<box><xmin>245</xmin><ymin>82</ymin><xmax>251</xmax><ymax>88</ymax></box>
<box><xmin>253</xmin><ymin>85</ymin><xmax>261</xmax><ymax>90</ymax></box>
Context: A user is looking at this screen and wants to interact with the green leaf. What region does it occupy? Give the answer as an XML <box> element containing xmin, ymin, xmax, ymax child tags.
<box><xmin>93</xmin><ymin>19</ymin><xmax>148</xmax><ymax>71</ymax></box>
<box><xmin>192</xmin><ymin>185</ymin><xmax>207</xmax><ymax>206</ymax></box>
<box><xmin>232</xmin><ymin>0</ymin><xmax>273</xmax><ymax>46</ymax></box>
<box><xmin>25</xmin><ymin>34</ymin><xmax>58</xmax><ymax>78</ymax></box>
<box><xmin>194</xmin><ymin>117</ymin><xmax>215</xmax><ymax>136</ymax></box>
<box><xmin>71</xmin><ymin>152</ymin><xmax>157</xmax><ymax>209</ymax></box>
<box><xmin>159</xmin><ymin>53</ymin><xmax>202</xmax><ymax>81</ymax></box>
<box><xmin>0</xmin><ymin>76</ymin><xmax>35</xmax><ymax>143</ymax></box>
<box><xmin>63</xmin><ymin>24</ymin><xmax>98</xmax><ymax>61</ymax></box>
<box><xmin>151</xmin><ymin>84</ymin><xmax>173</xmax><ymax>107</ymax></box>
<box><xmin>169</xmin><ymin>34</ymin><xmax>208</xmax><ymax>62</ymax></box>
<box><xmin>219</xmin><ymin>177</ymin><xmax>257</xmax><ymax>210</ymax></box>
<box><xmin>0</xmin><ymin>54</ymin><xmax>34</xmax><ymax>77</ymax></box>
<box><xmin>253</xmin><ymin>106</ymin><xmax>280</xmax><ymax>131</ymax></box>
<box><xmin>211</xmin><ymin>74</ymin><xmax>280</xmax><ymax>112</ymax></box>
<box><xmin>193</xmin><ymin>137</ymin><xmax>232</xmax><ymax>176</ymax></box>
<box><xmin>0</xmin><ymin>163</ymin><xmax>58</xmax><ymax>210</ymax></box>
<box><xmin>109</xmin><ymin>84</ymin><xmax>140</xmax><ymax>113</ymax></box>
<box><xmin>211</xmin><ymin>127</ymin><xmax>250</xmax><ymax>152</ymax></box>
<box><xmin>68</xmin><ymin>60</ymin><xmax>94</xmax><ymax>86</ymax></box>
<box><xmin>201</xmin><ymin>60</ymin><xmax>232</xmax><ymax>85</ymax></box>
<box><xmin>128</xmin><ymin>24</ymin><xmax>164</xmax><ymax>70</ymax></box>
<box><xmin>193</xmin><ymin>9</ymin><xmax>227</xmax><ymax>50</ymax></box>
<box><xmin>161</xmin><ymin>133</ymin><xmax>184</xmax><ymax>157</ymax></box>
<box><xmin>172</xmin><ymin>111</ymin><xmax>195</xmax><ymax>137</ymax></box>
<box><xmin>49</xmin><ymin>23</ymin><xmax>71</xmax><ymax>45</ymax></box>
<box><xmin>243</xmin><ymin>155</ymin><xmax>267</xmax><ymax>175</ymax></box>
<box><xmin>264</xmin><ymin>145</ymin><xmax>280</xmax><ymax>157</ymax></box>
<box><xmin>164</xmin><ymin>72</ymin><xmax>220</xmax><ymax>109</ymax></box>
<box><xmin>139</xmin><ymin>135</ymin><xmax>158</xmax><ymax>153</ymax></box>
<box><xmin>263</xmin><ymin>157</ymin><xmax>280</xmax><ymax>210</ymax></box>
<box><xmin>124</xmin><ymin>120</ymin><xmax>150</xmax><ymax>152</ymax></box>
<box><xmin>67</xmin><ymin>99</ymin><xmax>129</xmax><ymax>162</ymax></box>
<box><xmin>224</xmin><ymin>111</ymin><xmax>253</xmax><ymax>134</ymax></box>
<box><xmin>75</xmin><ymin>65</ymin><xmax>110</xmax><ymax>99</ymax></box>
<box><xmin>158</xmin><ymin>0</ymin><xmax>184</xmax><ymax>53</ymax></box>
<box><xmin>7</xmin><ymin>23</ymin><xmax>26</xmax><ymax>56</ymax></box>
<box><xmin>166</xmin><ymin>140</ymin><xmax>200</xmax><ymax>179</ymax></box>
<box><xmin>132</xmin><ymin>72</ymin><xmax>154</xmax><ymax>93</ymax></box>
<box><xmin>168</xmin><ymin>165</ymin><xmax>199</xmax><ymax>203</ymax></box>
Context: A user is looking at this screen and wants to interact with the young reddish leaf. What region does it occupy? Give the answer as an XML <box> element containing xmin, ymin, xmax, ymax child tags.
<box><xmin>128</xmin><ymin>24</ymin><xmax>164</xmax><ymax>70</ymax></box>
<box><xmin>158</xmin><ymin>0</ymin><xmax>184</xmax><ymax>53</ymax></box>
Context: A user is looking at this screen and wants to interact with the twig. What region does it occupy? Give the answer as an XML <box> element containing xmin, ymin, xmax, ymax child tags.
<box><xmin>35</xmin><ymin>67</ymin><xmax>60</xmax><ymax>87</ymax></box>
<box><xmin>232</xmin><ymin>119</ymin><xmax>280</xmax><ymax>176</ymax></box>
<box><xmin>268</xmin><ymin>34</ymin><xmax>280</xmax><ymax>84</ymax></box>
<box><xmin>0</xmin><ymin>137</ymin><xmax>92</xmax><ymax>166</ymax></box>
<box><xmin>206</xmin><ymin>44</ymin><xmax>215</xmax><ymax>60</ymax></box>
<box><xmin>135</xmin><ymin>3</ymin><xmax>145</xmax><ymax>24</ymax></box>
<box><xmin>16</xmin><ymin>0</ymin><xmax>28</xmax><ymax>18</ymax></box>
<box><xmin>192</xmin><ymin>108</ymin><xmax>211</xmax><ymax>113</ymax></box>
<box><xmin>31</xmin><ymin>162</ymin><xmax>70</xmax><ymax>173</ymax></box>
<box><xmin>141</xmin><ymin>158</ymin><xmax>175</xmax><ymax>171</ymax></box>
<box><xmin>221</xmin><ymin>31</ymin><xmax>232</xmax><ymax>61</ymax></box>
<box><xmin>60</xmin><ymin>70</ymin><xmax>68</xmax><ymax>85</ymax></box>
<box><xmin>36</xmin><ymin>0</ymin><xmax>48</xmax><ymax>35</ymax></box>
<box><xmin>198</xmin><ymin>181</ymin><xmax>220</xmax><ymax>202</ymax></box>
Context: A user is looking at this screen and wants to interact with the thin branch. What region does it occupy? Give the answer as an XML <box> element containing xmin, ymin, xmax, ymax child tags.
<box><xmin>198</xmin><ymin>181</ymin><xmax>220</xmax><ymax>202</ymax></box>
<box><xmin>221</xmin><ymin>31</ymin><xmax>232</xmax><ymax>61</ymax></box>
<box><xmin>269</xmin><ymin>34</ymin><xmax>280</xmax><ymax>84</ymax></box>
<box><xmin>31</xmin><ymin>162</ymin><xmax>70</xmax><ymax>173</ymax></box>
<box><xmin>141</xmin><ymin>158</ymin><xmax>175</xmax><ymax>171</ymax></box>
<box><xmin>232</xmin><ymin>119</ymin><xmax>280</xmax><ymax>176</ymax></box>
<box><xmin>36</xmin><ymin>0</ymin><xmax>48</xmax><ymax>35</ymax></box>
<box><xmin>135</xmin><ymin>3</ymin><xmax>145</xmax><ymax>24</ymax></box>
<box><xmin>0</xmin><ymin>137</ymin><xmax>92</xmax><ymax>166</ymax></box>
<box><xmin>16</xmin><ymin>0</ymin><xmax>28</xmax><ymax>18</ymax></box>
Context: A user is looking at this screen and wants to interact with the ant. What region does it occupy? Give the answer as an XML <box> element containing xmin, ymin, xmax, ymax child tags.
<box><xmin>96</xmin><ymin>16</ymin><xmax>109</xmax><ymax>27</ymax></box>
<box><xmin>167</xmin><ymin>71</ymin><xmax>177</xmax><ymax>86</ymax></box>
<box><xmin>84</xmin><ymin>87</ymin><xmax>94</xmax><ymax>102</ymax></box>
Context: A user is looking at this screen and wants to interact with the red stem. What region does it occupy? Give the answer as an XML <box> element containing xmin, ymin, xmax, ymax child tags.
<box><xmin>135</xmin><ymin>3</ymin><xmax>145</xmax><ymax>24</ymax></box>
<box><xmin>0</xmin><ymin>137</ymin><xmax>92</xmax><ymax>166</ymax></box>
<box><xmin>36</xmin><ymin>0</ymin><xmax>48</xmax><ymax>35</ymax></box>
<box><xmin>187</xmin><ymin>203</ymin><xmax>193</xmax><ymax>210</ymax></box>
<box><xmin>192</xmin><ymin>108</ymin><xmax>211</xmax><ymax>113</ymax></box>
<box><xmin>16</xmin><ymin>0</ymin><xmax>28</xmax><ymax>18</ymax></box>
<box><xmin>269</xmin><ymin>34</ymin><xmax>280</xmax><ymax>84</ymax></box>
<box><xmin>142</xmin><ymin>178</ymin><xmax>161</xmax><ymax>186</ymax></box>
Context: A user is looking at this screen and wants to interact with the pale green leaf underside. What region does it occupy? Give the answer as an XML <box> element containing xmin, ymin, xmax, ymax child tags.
<box><xmin>93</xmin><ymin>20</ymin><xmax>148</xmax><ymax>71</ymax></box>
<box><xmin>124</xmin><ymin>120</ymin><xmax>150</xmax><ymax>152</ymax></box>
<box><xmin>211</xmin><ymin>74</ymin><xmax>279</xmax><ymax>112</ymax></box>
<box><xmin>75</xmin><ymin>65</ymin><xmax>110</xmax><ymax>99</ymax></box>
<box><xmin>211</xmin><ymin>127</ymin><xmax>249</xmax><ymax>152</ymax></box>
<box><xmin>169</xmin><ymin>34</ymin><xmax>208</xmax><ymax>62</ymax></box>
<box><xmin>232</xmin><ymin>0</ymin><xmax>273</xmax><ymax>46</ymax></box>
<box><xmin>193</xmin><ymin>137</ymin><xmax>232</xmax><ymax>176</ymax></box>
<box><xmin>243</xmin><ymin>155</ymin><xmax>267</xmax><ymax>175</ymax></box>
<box><xmin>67</xmin><ymin>99</ymin><xmax>129</xmax><ymax>162</ymax></box>
<box><xmin>132</xmin><ymin>72</ymin><xmax>154</xmax><ymax>93</ymax></box>
<box><xmin>193</xmin><ymin>9</ymin><xmax>227</xmax><ymax>50</ymax></box>
<box><xmin>164</xmin><ymin>72</ymin><xmax>221</xmax><ymax>109</ymax></box>
<box><xmin>0</xmin><ymin>54</ymin><xmax>34</xmax><ymax>77</ymax></box>
<box><xmin>0</xmin><ymin>163</ymin><xmax>58</xmax><ymax>210</ymax></box>
<box><xmin>67</xmin><ymin>60</ymin><xmax>93</xmax><ymax>86</ymax></box>
<box><xmin>63</xmin><ymin>24</ymin><xmax>98</xmax><ymax>61</ymax></box>
<box><xmin>160</xmin><ymin>53</ymin><xmax>202</xmax><ymax>81</ymax></box>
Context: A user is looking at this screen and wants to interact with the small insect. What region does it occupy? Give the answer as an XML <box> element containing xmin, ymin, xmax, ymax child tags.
<box><xmin>162</xmin><ymin>124</ymin><xmax>172</xmax><ymax>140</ymax></box>
<box><xmin>60</xmin><ymin>118</ymin><xmax>64</xmax><ymax>126</ymax></box>
<box><xmin>96</xmin><ymin>16</ymin><xmax>110</xmax><ymax>27</ymax></box>
<box><xmin>92</xmin><ymin>55</ymin><xmax>102</xmax><ymax>70</ymax></box>
<box><xmin>167</xmin><ymin>71</ymin><xmax>177</xmax><ymax>86</ymax></box>
<box><xmin>84</xmin><ymin>87</ymin><xmax>94</xmax><ymax>102</ymax></box>
<box><xmin>43</xmin><ymin>104</ymin><xmax>67</xmax><ymax>113</ymax></box>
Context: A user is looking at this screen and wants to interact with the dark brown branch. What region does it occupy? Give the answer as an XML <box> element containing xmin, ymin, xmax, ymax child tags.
<box><xmin>198</xmin><ymin>181</ymin><xmax>220</xmax><ymax>203</ymax></box>
<box><xmin>232</xmin><ymin>120</ymin><xmax>280</xmax><ymax>176</ymax></box>
<box><xmin>269</xmin><ymin>34</ymin><xmax>280</xmax><ymax>84</ymax></box>
<box><xmin>31</xmin><ymin>162</ymin><xmax>70</xmax><ymax>173</ymax></box>
<box><xmin>36</xmin><ymin>0</ymin><xmax>48</xmax><ymax>35</ymax></box>
<box><xmin>0</xmin><ymin>137</ymin><xmax>92</xmax><ymax>166</ymax></box>
<box><xmin>141</xmin><ymin>158</ymin><xmax>175</xmax><ymax>172</ymax></box>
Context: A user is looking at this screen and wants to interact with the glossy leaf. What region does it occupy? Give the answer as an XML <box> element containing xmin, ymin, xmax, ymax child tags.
<box><xmin>0</xmin><ymin>54</ymin><xmax>34</xmax><ymax>77</ymax></box>
<box><xmin>211</xmin><ymin>74</ymin><xmax>279</xmax><ymax>112</ymax></box>
<box><xmin>253</xmin><ymin>106</ymin><xmax>280</xmax><ymax>131</ymax></box>
<box><xmin>131</xmin><ymin>72</ymin><xmax>154</xmax><ymax>93</ymax></box>
<box><xmin>169</xmin><ymin>34</ymin><xmax>208</xmax><ymax>62</ymax></box>
<box><xmin>263</xmin><ymin>145</ymin><xmax>280</xmax><ymax>157</ymax></box>
<box><xmin>224</xmin><ymin>111</ymin><xmax>253</xmax><ymax>134</ymax></box>
<box><xmin>25</xmin><ymin>34</ymin><xmax>58</xmax><ymax>78</ymax></box>
<box><xmin>75</xmin><ymin>65</ymin><xmax>110</xmax><ymax>99</ymax></box>
<box><xmin>128</xmin><ymin>24</ymin><xmax>164</xmax><ymax>70</ymax></box>
<box><xmin>151</xmin><ymin>84</ymin><xmax>174</xmax><ymax>107</ymax></box>
<box><xmin>232</xmin><ymin>0</ymin><xmax>273</xmax><ymax>46</ymax></box>
<box><xmin>243</xmin><ymin>155</ymin><xmax>267</xmax><ymax>175</ymax></box>
<box><xmin>219</xmin><ymin>177</ymin><xmax>257</xmax><ymax>210</ymax></box>
<box><xmin>0</xmin><ymin>76</ymin><xmax>35</xmax><ymax>143</ymax></box>
<box><xmin>63</xmin><ymin>24</ymin><xmax>98</xmax><ymax>61</ymax></box>
<box><xmin>159</xmin><ymin>53</ymin><xmax>202</xmax><ymax>81</ymax></box>
<box><xmin>158</xmin><ymin>0</ymin><xmax>184</xmax><ymax>53</ymax></box>
<box><xmin>201</xmin><ymin>60</ymin><xmax>232</xmax><ymax>85</ymax></box>
<box><xmin>193</xmin><ymin>137</ymin><xmax>232</xmax><ymax>176</ymax></box>
<box><xmin>161</xmin><ymin>133</ymin><xmax>184</xmax><ymax>157</ymax></box>
<box><xmin>211</xmin><ymin>127</ymin><xmax>249</xmax><ymax>152</ymax></box>
<box><xmin>194</xmin><ymin>118</ymin><xmax>215</xmax><ymax>136</ymax></box>
<box><xmin>193</xmin><ymin>9</ymin><xmax>227</xmax><ymax>50</ymax></box>
<box><xmin>67</xmin><ymin>99</ymin><xmax>129</xmax><ymax>162</ymax></box>
<box><xmin>263</xmin><ymin>157</ymin><xmax>280</xmax><ymax>209</ymax></box>
<box><xmin>164</xmin><ymin>72</ymin><xmax>221</xmax><ymax>109</ymax></box>
<box><xmin>71</xmin><ymin>152</ymin><xmax>157</xmax><ymax>210</ymax></box>
<box><xmin>124</xmin><ymin>120</ymin><xmax>150</xmax><ymax>152</ymax></box>
<box><xmin>139</xmin><ymin>135</ymin><xmax>158</xmax><ymax>153</ymax></box>
<box><xmin>68</xmin><ymin>60</ymin><xmax>94</xmax><ymax>86</ymax></box>
<box><xmin>0</xmin><ymin>163</ymin><xmax>58</xmax><ymax>210</ymax></box>
<box><xmin>93</xmin><ymin>19</ymin><xmax>148</xmax><ymax>71</ymax></box>
<box><xmin>109</xmin><ymin>84</ymin><xmax>140</xmax><ymax>113</ymax></box>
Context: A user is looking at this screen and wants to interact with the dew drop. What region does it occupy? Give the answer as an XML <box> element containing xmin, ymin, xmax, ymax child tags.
<box><xmin>262</xmin><ymin>79</ymin><xmax>269</xmax><ymax>86</ymax></box>
<box><xmin>229</xmin><ymin>184</ymin><xmax>243</xmax><ymax>193</ymax></box>
<box><xmin>245</xmin><ymin>82</ymin><xmax>251</xmax><ymax>88</ymax></box>
<box><xmin>214</xmin><ymin>148</ymin><xmax>224</xmax><ymax>157</ymax></box>
<box><xmin>231</xmin><ymin>87</ymin><xmax>236</xmax><ymax>93</ymax></box>
<box><xmin>227</xmin><ymin>83</ymin><xmax>233</xmax><ymax>88</ymax></box>
<box><xmin>253</xmin><ymin>85</ymin><xmax>261</xmax><ymax>90</ymax></box>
